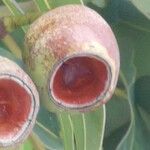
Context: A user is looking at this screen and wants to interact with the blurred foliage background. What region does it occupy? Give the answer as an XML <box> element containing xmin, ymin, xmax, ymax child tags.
<box><xmin>0</xmin><ymin>0</ymin><xmax>150</xmax><ymax>150</ymax></box>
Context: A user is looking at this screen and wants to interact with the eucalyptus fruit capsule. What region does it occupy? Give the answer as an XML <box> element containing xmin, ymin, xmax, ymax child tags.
<box><xmin>0</xmin><ymin>56</ymin><xmax>39</xmax><ymax>147</ymax></box>
<box><xmin>25</xmin><ymin>5</ymin><xmax>120</xmax><ymax>112</ymax></box>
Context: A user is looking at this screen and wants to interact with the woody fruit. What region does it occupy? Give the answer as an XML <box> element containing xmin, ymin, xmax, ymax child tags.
<box><xmin>25</xmin><ymin>5</ymin><xmax>120</xmax><ymax>111</ymax></box>
<box><xmin>0</xmin><ymin>56</ymin><xmax>39</xmax><ymax>147</ymax></box>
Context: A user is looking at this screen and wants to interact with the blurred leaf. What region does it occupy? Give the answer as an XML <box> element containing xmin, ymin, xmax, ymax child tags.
<box><xmin>15</xmin><ymin>0</ymin><xmax>30</xmax><ymax>2</ymax></box>
<box><xmin>133</xmin><ymin>30</ymin><xmax>150</xmax><ymax>77</ymax></box>
<box><xmin>97</xmin><ymin>0</ymin><xmax>121</xmax><ymax>24</ymax></box>
<box><xmin>112</xmin><ymin>23</ymin><xmax>136</xmax><ymax>150</ymax></box>
<box><xmin>2</xmin><ymin>0</ymin><xmax>24</xmax><ymax>15</ymax></box>
<box><xmin>91</xmin><ymin>0</ymin><xmax>107</xmax><ymax>8</ymax></box>
<box><xmin>113</xmin><ymin>0</ymin><xmax>150</xmax><ymax>77</ymax></box>
<box><xmin>34</xmin><ymin>121</ymin><xmax>63</xmax><ymax>150</ymax></box>
<box><xmin>83</xmin><ymin>0</ymin><xmax>108</xmax><ymax>8</ymax></box>
<box><xmin>0</xmin><ymin>47</ymin><xmax>23</xmax><ymax>67</ymax></box>
<box><xmin>105</xmin><ymin>95</ymin><xmax>130</xmax><ymax>138</ymax></box>
<box><xmin>20</xmin><ymin>139</ymin><xmax>33</xmax><ymax>150</ymax></box>
<box><xmin>110</xmin><ymin>17</ymin><xmax>150</xmax><ymax>149</ymax></box>
<box><xmin>0</xmin><ymin>1</ymin><xmax>37</xmax><ymax>17</ymax></box>
<box><xmin>0</xmin><ymin>40</ymin><xmax>8</xmax><ymax>50</ymax></box>
<box><xmin>37</xmin><ymin>105</ymin><xmax>60</xmax><ymax>136</ymax></box>
<box><xmin>11</xmin><ymin>28</ymin><xmax>25</xmax><ymax>50</ymax></box>
<box><xmin>130</xmin><ymin>0</ymin><xmax>150</xmax><ymax>19</ymax></box>
<box><xmin>134</xmin><ymin>76</ymin><xmax>150</xmax><ymax>114</ymax></box>
<box><xmin>33</xmin><ymin>106</ymin><xmax>63</xmax><ymax>150</ymax></box>
<box><xmin>2</xmin><ymin>0</ymin><xmax>28</xmax><ymax>31</ymax></box>
<box><xmin>130</xmin><ymin>75</ymin><xmax>150</xmax><ymax>150</ymax></box>
<box><xmin>119</xmin><ymin>0</ymin><xmax>150</xmax><ymax>32</ymax></box>
<box><xmin>104</xmin><ymin>123</ymin><xmax>129</xmax><ymax>150</ymax></box>
<box><xmin>137</xmin><ymin>106</ymin><xmax>150</xmax><ymax>132</ymax></box>
<box><xmin>103</xmin><ymin>94</ymin><xmax>130</xmax><ymax>150</ymax></box>
<box><xmin>49</xmin><ymin>0</ymin><xmax>81</xmax><ymax>8</ymax></box>
<box><xmin>33</xmin><ymin>0</ymin><xmax>50</xmax><ymax>11</ymax></box>
<box><xmin>2</xmin><ymin>34</ymin><xmax>22</xmax><ymax>59</ymax></box>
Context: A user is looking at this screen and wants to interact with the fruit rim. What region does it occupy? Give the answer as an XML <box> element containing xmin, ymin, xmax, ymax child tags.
<box><xmin>0</xmin><ymin>74</ymin><xmax>37</xmax><ymax>147</ymax></box>
<box><xmin>48</xmin><ymin>53</ymin><xmax>112</xmax><ymax>112</ymax></box>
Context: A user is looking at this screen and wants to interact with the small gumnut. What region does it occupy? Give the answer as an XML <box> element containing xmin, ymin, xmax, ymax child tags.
<box><xmin>25</xmin><ymin>5</ymin><xmax>120</xmax><ymax>112</ymax></box>
<box><xmin>0</xmin><ymin>56</ymin><xmax>39</xmax><ymax>147</ymax></box>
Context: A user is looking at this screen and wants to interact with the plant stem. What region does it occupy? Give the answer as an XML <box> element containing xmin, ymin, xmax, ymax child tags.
<box><xmin>0</xmin><ymin>19</ymin><xmax>7</xmax><ymax>39</ymax></box>
<box><xmin>1</xmin><ymin>34</ymin><xmax>22</xmax><ymax>59</ymax></box>
<box><xmin>115</xmin><ymin>87</ymin><xmax>127</xmax><ymax>99</ymax></box>
<box><xmin>0</xmin><ymin>1</ymin><xmax>37</xmax><ymax>17</ymax></box>
<box><xmin>1</xmin><ymin>12</ymin><xmax>42</xmax><ymax>32</ymax></box>
<box><xmin>0</xmin><ymin>19</ymin><xmax>22</xmax><ymax>59</ymax></box>
<box><xmin>0</xmin><ymin>12</ymin><xmax>42</xmax><ymax>59</ymax></box>
<box><xmin>29</xmin><ymin>132</ymin><xmax>45</xmax><ymax>150</ymax></box>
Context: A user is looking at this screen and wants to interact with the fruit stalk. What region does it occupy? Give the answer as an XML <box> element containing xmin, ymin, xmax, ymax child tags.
<box><xmin>1</xmin><ymin>13</ymin><xmax>41</xmax><ymax>32</ymax></box>
<box><xmin>0</xmin><ymin>19</ymin><xmax>22</xmax><ymax>59</ymax></box>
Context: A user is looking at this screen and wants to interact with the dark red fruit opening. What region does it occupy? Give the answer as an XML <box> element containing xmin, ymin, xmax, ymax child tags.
<box><xmin>51</xmin><ymin>56</ymin><xmax>109</xmax><ymax>107</ymax></box>
<box><xmin>0</xmin><ymin>79</ymin><xmax>31</xmax><ymax>139</ymax></box>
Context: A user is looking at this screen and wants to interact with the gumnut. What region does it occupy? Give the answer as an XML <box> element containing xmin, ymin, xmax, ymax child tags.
<box><xmin>25</xmin><ymin>5</ymin><xmax>120</xmax><ymax>112</ymax></box>
<box><xmin>0</xmin><ymin>56</ymin><xmax>39</xmax><ymax>147</ymax></box>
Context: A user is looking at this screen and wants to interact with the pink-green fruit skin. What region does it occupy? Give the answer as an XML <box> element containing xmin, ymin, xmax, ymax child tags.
<box><xmin>25</xmin><ymin>5</ymin><xmax>120</xmax><ymax>112</ymax></box>
<box><xmin>0</xmin><ymin>56</ymin><xmax>39</xmax><ymax>147</ymax></box>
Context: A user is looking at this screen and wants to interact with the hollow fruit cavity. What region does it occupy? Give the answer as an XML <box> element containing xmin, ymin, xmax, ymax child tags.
<box><xmin>51</xmin><ymin>56</ymin><xmax>109</xmax><ymax>107</ymax></box>
<box><xmin>0</xmin><ymin>79</ymin><xmax>31</xmax><ymax>140</ymax></box>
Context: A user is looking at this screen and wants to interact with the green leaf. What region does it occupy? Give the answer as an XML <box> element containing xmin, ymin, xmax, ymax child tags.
<box><xmin>49</xmin><ymin>0</ymin><xmax>82</xmax><ymax>8</ymax></box>
<box><xmin>82</xmin><ymin>106</ymin><xmax>105</xmax><ymax>150</ymax></box>
<box><xmin>70</xmin><ymin>114</ymin><xmax>85</xmax><ymax>150</ymax></box>
<box><xmin>105</xmin><ymin>95</ymin><xmax>130</xmax><ymax>138</ymax></box>
<box><xmin>33</xmin><ymin>0</ymin><xmax>50</xmax><ymax>11</ymax></box>
<box><xmin>130</xmin><ymin>0</ymin><xmax>150</xmax><ymax>19</ymax></box>
<box><xmin>2</xmin><ymin>0</ymin><xmax>24</xmax><ymax>15</ymax></box>
<box><xmin>118</xmin><ymin>0</ymin><xmax>150</xmax><ymax>36</ymax></box>
<box><xmin>111</xmin><ymin>25</ymin><xmax>136</xmax><ymax>149</ymax></box>
<box><xmin>103</xmin><ymin>95</ymin><xmax>130</xmax><ymax>150</ymax></box>
<box><xmin>34</xmin><ymin>106</ymin><xmax>63</xmax><ymax>150</ymax></box>
<box><xmin>34</xmin><ymin>122</ymin><xmax>63</xmax><ymax>150</ymax></box>
<box><xmin>83</xmin><ymin>0</ymin><xmax>107</xmax><ymax>8</ymax></box>
<box><xmin>58</xmin><ymin>113</ymin><xmax>74</xmax><ymax>150</ymax></box>
<box><xmin>37</xmin><ymin>105</ymin><xmax>60</xmax><ymax>136</ymax></box>
<box><xmin>133</xmin><ymin>75</ymin><xmax>150</xmax><ymax>150</ymax></box>
<box><xmin>114</xmin><ymin>1</ymin><xmax>150</xmax><ymax>78</ymax></box>
<box><xmin>110</xmin><ymin>15</ymin><xmax>150</xmax><ymax>149</ymax></box>
<box><xmin>0</xmin><ymin>1</ymin><xmax>37</xmax><ymax>18</ymax></box>
<box><xmin>137</xmin><ymin>106</ymin><xmax>150</xmax><ymax>133</ymax></box>
<box><xmin>58</xmin><ymin>106</ymin><xmax>105</xmax><ymax>150</ymax></box>
<box><xmin>15</xmin><ymin>0</ymin><xmax>31</xmax><ymax>2</ymax></box>
<box><xmin>11</xmin><ymin>28</ymin><xmax>25</xmax><ymax>50</ymax></box>
<box><xmin>2</xmin><ymin>0</ymin><xmax>28</xmax><ymax>31</ymax></box>
<box><xmin>104</xmin><ymin>123</ymin><xmax>130</xmax><ymax>150</ymax></box>
<box><xmin>134</xmin><ymin>76</ymin><xmax>150</xmax><ymax>114</ymax></box>
<box><xmin>70</xmin><ymin>106</ymin><xmax>106</xmax><ymax>150</ymax></box>
<box><xmin>108</xmin><ymin>0</ymin><xmax>150</xmax><ymax>76</ymax></box>
<box><xmin>20</xmin><ymin>139</ymin><xmax>33</xmax><ymax>150</ymax></box>
<box><xmin>0</xmin><ymin>47</ymin><xmax>23</xmax><ymax>67</ymax></box>
<box><xmin>133</xmin><ymin>30</ymin><xmax>150</xmax><ymax>77</ymax></box>
<box><xmin>112</xmin><ymin>23</ymin><xmax>136</xmax><ymax>150</ymax></box>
